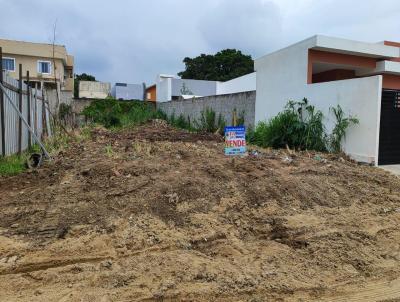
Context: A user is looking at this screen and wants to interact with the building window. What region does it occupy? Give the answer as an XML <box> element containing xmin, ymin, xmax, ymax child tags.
<box><xmin>37</xmin><ymin>61</ymin><xmax>51</xmax><ymax>74</ymax></box>
<box><xmin>2</xmin><ymin>57</ymin><xmax>15</xmax><ymax>72</ymax></box>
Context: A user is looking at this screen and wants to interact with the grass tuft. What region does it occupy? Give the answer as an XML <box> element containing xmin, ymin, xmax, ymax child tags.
<box><xmin>0</xmin><ymin>154</ymin><xmax>27</xmax><ymax>176</ymax></box>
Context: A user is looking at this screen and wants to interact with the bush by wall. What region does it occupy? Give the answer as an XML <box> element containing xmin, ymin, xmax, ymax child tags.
<box><xmin>164</xmin><ymin>107</ymin><xmax>238</xmax><ymax>135</ymax></box>
<box><xmin>82</xmin><ymin>98</ymin><xmax>163</xmax><ymax>128</ymax></box>
<box><xmin>248</xmin><ymin>98</ymin><xmax>358</xmax><ymax>153</ymax></box>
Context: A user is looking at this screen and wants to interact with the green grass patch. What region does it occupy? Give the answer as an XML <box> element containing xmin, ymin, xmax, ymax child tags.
<box><xmin>0</xmin><ymin>154</ymin><xmax>27</xmax><ymax>176</ymax></box>
<box><xmin>82</xmin><ymin>98</ymin><xmax>164</xmax><ymax>129</ymax></box>
<box><xmin>164</xmin><ymin>107</ymin><xmax>235</xmax><ymax>135</ymax></box>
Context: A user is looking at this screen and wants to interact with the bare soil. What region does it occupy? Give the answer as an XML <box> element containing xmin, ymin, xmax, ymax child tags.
<box><xmin>1</xmin><ymin>120</ymin><xmax>400</xmax><ymax>301</ymax></box>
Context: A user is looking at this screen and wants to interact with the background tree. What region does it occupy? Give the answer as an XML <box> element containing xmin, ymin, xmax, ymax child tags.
<box><xmin>74</xmin><ymin>73</ymin><xmax>96</xmax><ymax>98</ymax></box>
<box><xmin>178</xmin><ymin>49</ymin><xmax>254</xmax><ymax>81</ymax></box>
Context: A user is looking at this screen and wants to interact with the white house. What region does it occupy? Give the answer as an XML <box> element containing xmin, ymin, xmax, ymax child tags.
<box><xmin>255</xmin><ymin>35</ymin><xmax>400</xmax><ymax>166</ymax></box>
<box><xmin>111</xmin><ymin>83</ymin><xmax>145</xmax><ymax>100</ymax></box>
<box><xmin>155</xmin><ymin>72</ymin><xmax>256</xmax><ymax>102</ymax></box>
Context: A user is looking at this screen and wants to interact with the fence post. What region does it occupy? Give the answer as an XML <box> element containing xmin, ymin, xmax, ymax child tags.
<box><xmin>34</xmin><ymin>82</ymin><xmax>38</xmax><ymax>136</ymax></box>
<box><xmin>42</xmin><ymin>89</ymin><xmax>47</xmax><ymax>140</ymax></box>
<box><xmin>0</xmin><ymin>47</ymin><xmax>5</xmax><ymax>156</ymax></box>
<box><xmin>18</xmin><ymin>64</ymin><xmax>23</xmax><ymax>155</ymax></box>
<box><xmin>40</xmin><ymin>81</ymin><xmax>47</xmax><ymax>140</ymax></box>
<box><xmin>27</xmin><ymin>71</ymin><xmax>31</xmax><ymax>149</ymax></box>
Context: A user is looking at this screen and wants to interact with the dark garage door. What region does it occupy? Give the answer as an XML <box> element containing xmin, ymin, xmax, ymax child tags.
<box><xmin>379</xmin><ymin>89</ymin><xmax>400</xmax><ymax>165</ymax></box>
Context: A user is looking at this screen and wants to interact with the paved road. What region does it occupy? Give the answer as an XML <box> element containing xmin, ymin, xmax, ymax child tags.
<box><xmin>380</xmin><ymin>165</ymin><xmax>400</xmax><ymax>176</ymax></box>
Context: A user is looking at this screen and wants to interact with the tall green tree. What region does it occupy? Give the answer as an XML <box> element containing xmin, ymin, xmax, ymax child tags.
<box><xmin>74</xmin><ymin>73</ymin><xmax>96</xmax><ymax>98</ymax></box>
<box><xmin>178</xmin><ymin>49</ymin><xmax>254</xmax><ymax>81</ymax></box>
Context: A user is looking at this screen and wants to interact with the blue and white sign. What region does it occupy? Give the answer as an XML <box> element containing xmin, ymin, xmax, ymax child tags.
<box><xmin>224</xmin><ymin>126</ymin><xmax>246</xmax><ymax>156</ymax></box>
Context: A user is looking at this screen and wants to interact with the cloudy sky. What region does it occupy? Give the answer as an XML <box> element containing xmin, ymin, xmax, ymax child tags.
<box><xmin>1</xmin><ymin>0</ymin><xmax>399</xmax><ymax>85</ymax></box>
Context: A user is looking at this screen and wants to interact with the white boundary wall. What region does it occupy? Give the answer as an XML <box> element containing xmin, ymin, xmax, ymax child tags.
<box><xmin>217</xmin><ymin>72</ymin><xmax>256</xmax><ymax>95</ymax></box>
<box><xmin>79</xmin><ymin>81</ymin><xmax>110</xmax><ymax>99</ymax></box>
<box><xmin>255</xmin><ymin>39</ymin><xmax>383</xmax><ymax>165</ymax></box>
<box><xmin>156</xmin><ymin>75</ymin><xmax>173</xmax><ymax>102</ymax></box>
<box><xmin>155</xmin><ymin>73</ymin><xmax>256</xmax><ymax>102</ymax></box>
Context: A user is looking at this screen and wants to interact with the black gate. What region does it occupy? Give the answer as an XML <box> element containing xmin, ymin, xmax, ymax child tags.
<box><xmin>379</xmin><ymin>89</ymin><xmax>400</xmax><ymax>165</ymax></box>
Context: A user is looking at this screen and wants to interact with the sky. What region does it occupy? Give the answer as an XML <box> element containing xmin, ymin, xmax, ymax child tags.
<box><xmin>1</xmin><ymin>0</ymin><xmax>399</xmax><ymax>85</ymax></box>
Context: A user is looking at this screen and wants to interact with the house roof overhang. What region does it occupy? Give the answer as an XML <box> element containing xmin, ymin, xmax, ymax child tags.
<box><xmin>357</xmin><ymin>60</ymin><xmax>400</xmax><ymax>76</ymax></box>
<box><xmin>310</xmin><ymin>35</ymin><xmax>400</xmax><ymax>59</ymax></box>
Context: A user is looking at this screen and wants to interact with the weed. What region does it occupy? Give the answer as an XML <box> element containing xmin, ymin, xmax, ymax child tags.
<box><xmin>82</xmin><ymin>98</ymin><xmax>161</xmax><ymax>129</ymax></box>
<box><xmin>43</xmin><ymin>125</ymin><xmax>73</xmax><ymax>155</ymax></box>
<box><xmin>216</xmin><ymin>113</ymin><xmax>226</xmax><ymax>134</ymax></box>
<box><xmin>59</xmin><ymin>103</ymin><xmax>72</xmax><ymax>123</ymax></box>
<box><xmin>196</xmin><ymin>107</ymin><xmax>217</xmax><ymax>132</ymax></box>
<box><xmin>132</xmin><ymin>141</ymin><xmax>153</xmax><ymax>157</ymax></box>
<box><xmin>329</xmin><ymin>105</ymin><xmax>359</xmax><ymax>153</ymax></box>
<box><xmin>79</xmin><ymin>126</ymin><xmax>93</xmax><ymax>141</ymax></box>
<box><xmin>175</xmin><ymin>114</ymin><xmax>191</xmax><ymax>129</ymax></box>
<box><xmin>249</xmin><ymin>99</ymin><xmax>358</xmax><ymax>153</ymax></box>
<box><xmin>105</xmin><ymin>144</ymin><xmax>114</xmax><ymax>157</ymax></box>
<box><xmin>237</xmin><ymin>110</ymin><xmax>245</xmax><ymax>126</ymax></box>
<box><xmin>162</xmin><ymin>107</ymin><xmax>226</xmax><ymax>134</ymax></box>
<box><xmin>0</xmin><ymin>154</ymin><xmax>26</xmax><ymax>176</ymax></box>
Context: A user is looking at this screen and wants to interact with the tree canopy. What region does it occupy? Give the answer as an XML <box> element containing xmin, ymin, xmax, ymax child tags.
<box><xmin>177</xmin><ymin>49</ymin><xmax>254</xmax><ymax>82</ymax></box>
<box><xmin>74</xmin><ymin>73</ymin><xmax>96</xmax><ymax>98</ymax></box>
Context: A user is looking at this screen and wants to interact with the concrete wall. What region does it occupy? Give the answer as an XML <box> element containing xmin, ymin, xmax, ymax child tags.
<box><xmin>45</xmin><ymin>88</ymin><xmax>73</xmax><ymax>114</ymax></box>
<box><xmin>255</xmin><ymin>38</ymin><xmax>383</xmax><ymax>164</ymax></box>
<box><xmin>79</xmin><ymin>81</ymin><xmax>110</xmax><ymax>99</ymax></box>
<box><xmin>157</xmin><ymin>91</ymin><xmax>256</xmax><ymax>129</ymax></box>
<box><xmin>155</xmin><ymin>73</ymin><xmax>256</xmax><ymax>102</ymax></box>
<box><xmin>217</xmin><ymin>72</ymin><xmax>256</xmax><ymax>95</ymax></box>
<box><xmin>72</xmin><ymin>99</ymin><xmax>94</xmax><ymax>114</ymax></box>
<box><xmin>156</xmin><ymin>76</ymin><xmax>172</xmax><ymax>102</ymax></box>
<box><xmin>171</xmin><ymin>78</ymin><xmax>217</xmax><ymax>98</ymax></box>
<box><xmin>111</xmin><ymin>83</ymin><xmax>144</xmax><ymax>100</ymax></box>
<box><xmin>156</xmin><ymin>75</ymin><xmax>218</xmax><ymax>102</ymax></box>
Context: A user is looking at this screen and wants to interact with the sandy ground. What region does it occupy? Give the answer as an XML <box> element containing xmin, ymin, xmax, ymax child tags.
<box><xmin>1</xmin><ymin>120</ymin><xmax>400</xmax><ymax>302</ymax></box>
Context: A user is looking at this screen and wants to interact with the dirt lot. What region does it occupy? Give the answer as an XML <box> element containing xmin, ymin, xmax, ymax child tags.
<box><xmin>1</xmin><ymin>120</ymin><xmax>400</xmax><ymax>301</ymax></box>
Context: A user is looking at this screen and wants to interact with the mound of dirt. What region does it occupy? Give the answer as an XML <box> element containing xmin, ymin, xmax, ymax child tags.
<box><xmin>1</xmin><ymin>122</ymin><xmax>400</xmax><ymax>301</ymax></box>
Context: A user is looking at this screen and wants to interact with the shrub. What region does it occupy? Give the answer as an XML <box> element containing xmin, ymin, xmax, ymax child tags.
<box><xmin>216</xmin><ymin>113</ymin><xmax>226</xmax><ymax>134</ymax></box>
<box><xmin>82</xmin><ymin>98</ymin><xmax>161</xmax><ymax>128</ymax></box>
<box><xmin>175</xmin><ymin>114</ymin><xmax>190</xmax><ymax>129</ymax></box>
<box><xmin>59</xmin><ymin>103</ymin><xmax>72</xmax><ymax>122</ymax></box>
<box><xmin>162</xmin><ymin>108</ymin><xmax>226</xmax><ymax>134</ymax></box>
<box><xmin>249</xmin><ymin>99</ymin><xmax>326</xmax><ymax>151</ymax></box>
<box><xmin>196</xmin><ymin>107</ymin><xmax>217</xmax><ymax>132</ymax></box>
<box><xmin>249</xmin><ymin>99</ymin><xmax>359</xmax><ymax>153</ymax></box>
<box><xmin>286</xmin><ymin>99</ymin><xmax>326</xmax><ymax>151</ymax></box>
<box><xmin>329</xmin><ymin>105</ymin><xmax>359</xmax><ymax>153</ymax></box>
<box><xmin>237</xmin><ymin>110</ymin><xmax>245</xmax><ymax>126</ymax></box>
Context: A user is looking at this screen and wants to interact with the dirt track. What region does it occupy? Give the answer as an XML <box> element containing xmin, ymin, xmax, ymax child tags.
<box><xmin>1</xmin><ymin>121</ymin><xmax>400</xmax><ymax>301</ymax></box>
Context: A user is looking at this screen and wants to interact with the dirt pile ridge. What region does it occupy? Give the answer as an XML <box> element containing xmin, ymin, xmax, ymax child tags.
<box><xmin>0</xmin><ymin>121</ymin><xmax>400</xmax><ymax>301</ymax></box>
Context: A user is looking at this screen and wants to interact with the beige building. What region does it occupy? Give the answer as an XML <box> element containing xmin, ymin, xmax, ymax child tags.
<box><xmin>0</xmin><ymin>38</ymin><xmax>74</xmax><ymax>92</ymax></box>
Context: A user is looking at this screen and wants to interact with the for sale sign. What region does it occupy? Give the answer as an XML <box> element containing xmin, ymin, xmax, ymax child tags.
<box><xmin>224</xmin><ymin>126</ymin><xmax>246</xmax><ymax>156</ymax></box>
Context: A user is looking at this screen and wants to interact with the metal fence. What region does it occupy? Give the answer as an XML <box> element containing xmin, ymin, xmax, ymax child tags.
<box><xmin>0</xmin><ymin>70</ymin><xmax>51</xmax><ymax>156</ymax></box>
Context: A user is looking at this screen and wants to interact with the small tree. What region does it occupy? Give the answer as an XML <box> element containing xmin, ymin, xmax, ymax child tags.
<box><xmin>74</xmin><ymin>73</ymin><xmax>96</xmax><ymax>98</ymax></box>
<box><xmin>178</xmin><ymin>49</ymin><xmax>254</xmax><ymax>81</ymax></box>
